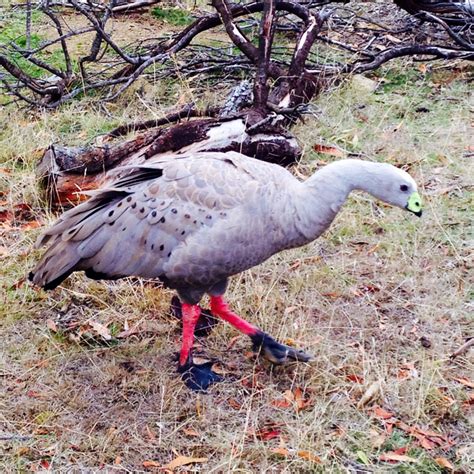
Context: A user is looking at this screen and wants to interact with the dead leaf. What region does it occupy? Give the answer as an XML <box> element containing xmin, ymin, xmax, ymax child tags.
<box><xmin>357</xmin><ymin>380</ymin><xmax>382</xmax><ymax>408</ymax></box>
<box><xmin>385</xmin><ymin>33</ymin><xmax>402</xmax><ymax>43</ymax></box>
<box><xmin>182</xmin><ymin>427</ymin><xmax>200</xmax><ymax>437</ymax></box>
<box><xmin>26</xmin><ymin>390</ymin><xmax>47</xmax><ymax>399</ymax></box>
<box><xmin>297</xmin><ymin>450</ymin><xmax>322</xmax><ymax>463</ymax></box>
<box><xmin>369</xmin><ymin>429</ymin><xmax>386</xmax><ymax>449</ymax></box>
<box><xmin>144</xmin><ymin>425</ymin><xmax>156</xmax><ymax>441</ymax></box>
<box><xmin>271</xmin><ymin>398</ymin><xmax>292</xmax><ymax>409</ymax></box>
<box><xmin>397</xmin><ymin>363</ymin><xmax>418</xmax><ymax>380</ymax></box>
<box><xmin>379</xmin><ymin>450</ymin><xmax>418</xmax><ymax>463</ymax></box>
<box><xmin>46</xmin><ymin>319</ymin><xmax>58</xmax><ymax>333</ymax></box>
<box><xmin>435</xmin><ymin>457</ymin><xmax>454</xmax><ymax>471</ymax></box>
<box><xmin>89</xmin><ymin>321</ymin><xmax>112</xmax><ymax>340</ymax></box>
<box><xmin>270</xmin><ymin>447</ymin><xmax>289</xmax><ymax>457</ymax></box>
<box><xmin>21</xmin><ymin>220</ymin><xmax>42</xmax><ymax>230</ymax></box>
<box><xmin>462</xmin><ymin>393</ymin><xmax>474</xmax><ymax>408</ymax></box>
<box><xmin>419</xmin><ymin>436</ymin><xmax>436</xmax><ymax>450</ymax></box>
<box><xmin>162</xmin><ymin>455</ymin><xmax>208</xmax><ymax>470</ymax></box>
<box><xmin>313</xmin><ymin>143</ymin><xmax>344</xmax><ymax>157</ymax></box>
<box><xmin>142</xmin><ymin>460</ymin><xmax>160</xmax><ymax>468</ymax></box>
<box><xmin>453</xmin><ymin>376</ymin><xmax>474</xmax><ymax>388</ymax></box>
<box><xmin>346</xmin><ymin>374</ymin><xmax>364</xmax><ymax>384</ymax></box>
<box><xmin>255</xmin><ymin>428</ymin><xmax>281</xmax><ymax>441</ymax></box>
<box><xmin>372</xmin><ymin>406</ymin><xmax>395</xmax><ymax>420</ymax></box>
<box><xmin>227</xmin><ymin>398</ymin><xmax>242</xmax><ymax>410</ymax></box>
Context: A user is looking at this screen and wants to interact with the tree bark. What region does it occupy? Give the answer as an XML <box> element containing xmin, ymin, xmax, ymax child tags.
<box><xmin>38</xmin><ymin>114</ymin><xmax>301</xmax><ymax>208</ymax></box>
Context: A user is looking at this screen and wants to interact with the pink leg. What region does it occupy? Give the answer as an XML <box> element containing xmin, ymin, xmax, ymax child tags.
<box><xmin>210</xmin><ymin>296</ymin><xmax>259</xmax><ymax>336</ymax></box>
<box><xmin>179</xmin><ymin>304</ymin><xmax>201</xmax><ymax>366</ymax></box>
<box><xmin>210</xmin><ymin>295</ymin><xmax>313</xmax><ymax>365</ymax></box>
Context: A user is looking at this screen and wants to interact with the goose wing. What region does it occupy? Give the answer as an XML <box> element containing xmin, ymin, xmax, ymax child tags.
<box><xmin>30</xmin><ymin>152</ymin><xmax>271</xmax><ymax>290</ymax></box>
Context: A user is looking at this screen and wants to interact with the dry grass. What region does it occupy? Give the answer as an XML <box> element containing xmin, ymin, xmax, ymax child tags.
<box><xmin>1</xmin><ymin>20</ymin><xmax>473</xmax><ymax>472</ymax></box>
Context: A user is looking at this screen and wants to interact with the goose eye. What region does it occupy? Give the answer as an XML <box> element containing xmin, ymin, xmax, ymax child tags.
<box><xmin>400</xmin><ymin>184</ymin><xmax>409</xmax><ymax>192</ymax></box>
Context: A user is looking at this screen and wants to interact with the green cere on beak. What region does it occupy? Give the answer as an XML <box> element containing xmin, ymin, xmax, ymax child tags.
<box><xmin>406</xmin><ymin>192</ymin><xmax>422</xmax><ymax>217</ymax></box>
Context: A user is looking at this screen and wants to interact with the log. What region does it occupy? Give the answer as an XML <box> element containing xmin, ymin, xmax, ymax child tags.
<box><xmin>38</xmin><ymin>116</ymin><xmax>301</xmax><ymax>208</ymax></box>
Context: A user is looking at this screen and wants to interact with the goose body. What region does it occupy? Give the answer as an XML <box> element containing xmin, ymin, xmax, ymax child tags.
<box><xmin>30</xmin><ymin>151</ymin><xmax>422</xmax><ymax>390</ymax></box>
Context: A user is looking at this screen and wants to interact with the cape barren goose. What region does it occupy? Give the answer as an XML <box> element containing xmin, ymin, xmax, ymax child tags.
<box><xmin>30</xmin><ymin>152</ymin><xmax>422</xmax><ymax>390</ymax></box>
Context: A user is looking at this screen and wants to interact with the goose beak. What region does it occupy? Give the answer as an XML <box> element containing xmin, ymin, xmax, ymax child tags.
<box><xmin>405</xmin><ymin>192</ymin><xmax>422</xmax><ymax>217</ymax></box>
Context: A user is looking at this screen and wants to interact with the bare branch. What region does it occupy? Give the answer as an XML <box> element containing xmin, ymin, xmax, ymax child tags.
<box><xmin>343</xmin><ymin>44</ymin><xmax>474</xmax><ymax>74</ymax></box>
<box><xmin>254</xmin><ymin>0</ymin><xmax>276</xmax><ymax>108</ymax></box>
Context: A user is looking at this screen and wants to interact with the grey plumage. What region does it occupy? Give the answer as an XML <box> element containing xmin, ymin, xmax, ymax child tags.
<box><xmin>30</xmin><ymin>152</ymin><xmax>304</xmax><ymax>301</ymax></box>
<box><xmin>30</xmin><ymin>152</ymin><xmax>420</xmax><ymax>304</ymax></box>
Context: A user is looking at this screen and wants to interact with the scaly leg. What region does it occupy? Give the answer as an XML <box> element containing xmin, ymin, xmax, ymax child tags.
<box><xmin>178</xmin><ymin>303</ymin><xmax>222</xmax><ymax>391</ymax></box>
<box><xmin>210</xmin><ymin>295</ymin><xmax>313</xmax><ymax>364</ymax></box>
<box><xmin>170</xmin><ymin>295</ymin><xmax>218</xmax><ymax>337</ymax></box>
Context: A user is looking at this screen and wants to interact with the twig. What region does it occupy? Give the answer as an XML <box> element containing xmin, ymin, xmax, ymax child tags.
<box><xmin>254</xmin><ymin>0</ymin><xmax>275</xmax><ymax>107</ymax></box>
<box><xmin>0</xmin><ymin>433</ymin><xmax>33</xmax><ymax>441</ymax></box>
<box><xmin>450</xmin><ymin>338</ymin><xmax>474</xmax><ymax>359</ymax></box>
<box><xmin>105</xmin><ymin>103</ymin><xmax>220</xmax><ymax>138</ymax></box>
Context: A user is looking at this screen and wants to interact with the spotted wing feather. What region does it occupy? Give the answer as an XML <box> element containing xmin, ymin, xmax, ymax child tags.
<box><xmin>29</xmin><ymin>152</ymin><xmax>282</xmax><ymax>292</ymax></box>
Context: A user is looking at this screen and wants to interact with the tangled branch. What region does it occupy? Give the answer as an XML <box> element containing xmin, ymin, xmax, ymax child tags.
<box><xmin>0</xmin><ymin>0</ymin><xmax>472</xmax><ymax>108</ymax></box>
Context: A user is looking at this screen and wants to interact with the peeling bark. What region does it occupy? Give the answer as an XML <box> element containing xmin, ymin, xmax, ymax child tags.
<box><xmin>39</xmin><ymin>116</ymin><xmax>301</xmax><ymax>208</ymax></box>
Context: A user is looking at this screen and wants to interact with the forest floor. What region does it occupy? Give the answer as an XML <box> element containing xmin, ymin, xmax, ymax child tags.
<box><xmin>1</xmin><ymin>5</ymin><xmax>473</xmax><ymax>473</ymax></box>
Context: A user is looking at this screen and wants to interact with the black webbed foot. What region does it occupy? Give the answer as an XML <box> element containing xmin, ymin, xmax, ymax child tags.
<box><xmin>170</xmin><ymin>296</ymin><xmax>218</xmax><ymax>337</ymax></box>
<box><xmin>178</xmin><ymin>359</ymin><xmax>222</xmax><ymax>392</ymax></box>
<box><xmin>250</xmin><ymin>332</ymin><xmax>313</xmax><ymax>364</ymax></box>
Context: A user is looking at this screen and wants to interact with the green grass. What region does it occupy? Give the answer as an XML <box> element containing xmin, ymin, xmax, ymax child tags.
<box><xmin>151</xmin><ymin>7</ymin><xmax>193</xmax><ymax>26</ymax></box>
<box><xmin>0</xmin><ymin>10</ymin><xmax>68</xmax><ymax>79</ymax></box>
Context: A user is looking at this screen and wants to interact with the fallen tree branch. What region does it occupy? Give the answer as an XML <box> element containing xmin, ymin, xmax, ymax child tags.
<box><xmin>450</xmin><ymin>338</ymin><xmax>474</xmax><ymax>359</ymax></box>
<box><xmin>105</xmin><ymin>103</ymin><xmax>221</xmax><ymax>138</ymax></box>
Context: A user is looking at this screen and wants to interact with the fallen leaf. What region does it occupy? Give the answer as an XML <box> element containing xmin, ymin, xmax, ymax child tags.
<box><xmin>435</xmin><ymin>457</ymin><xmax>454</xmax><ymax>470</ymax></box>
<box><xmin>346</xmin><ymin>373</ymin><xmax>364</xmax><ymax>384</ymax></box>
<box><xmin>142</xmin><ymin>460</ymin><xmax>160</xmax><ymax>468</ymax></box>
<box><xmin>369</xmin><ymin>429</ymin><xmax>386</xmax><ymax>449</ymax></box>
<box><xmin>453</xmin><ymin>376</ymin><xmax>474</xmax><ymax>388</ymax></box>
<box><xmin>379</xmin><ymin>451</ymin><xmax>418</xmax><ymax>463</ymax></box>
<box><xmin>89</xmin><ymin>321</ymin><xmax>112</xmax><ymax>340</ymax></box>
<box><xmin>372</xmin><ymin>406</ymin><xmax>395</xmax><ymax>420</ymax></box>
<box><xmin>462</xmin><ymin>393</ymin><xmax>474</xmax><ymax>408</ymax></box>
<box><xmin>182</xmin><ymin>427</ymin><xmax>200</xmax><ymax>437</ymax></box>
<box><xmin>357</xmin><ymin>380</ymin><xmax>382</xmax><ymax>408</ymax></box>
<box><xmin>419</xmin><ymin>436</ymin><xmax>436</xmax><ymax>450</ymax></box>
<box><xmin>227</xmin><ymin>398</ymin><xmax>242</xmax><ymax>410</ymax></box>
<box><xmin>297</xmin><ymin>450</ymin><xmax>322</xmax><ymax>463</ymax></box>
<box><xmin>46</xmin><ymin>319</ymin><xmax>58</xmax><ymax>333</ymax></box>
<box><xmin>145</xmin><ymin>425</ymin><xmax>156</xmax><ymax>441</ymax></box>
<box><xmin>313</xmin><ymin>143</ymin><xmax>344</xmax><ymax>157</ymax></box>
<box><xmin>270</xmin><ymin>447</ymin><xmax>289</xmax><ymax>457</ymax></box>
<box><xmin>397</xmin><ymin>362</ymin><xmax>418</xmax><ymax>380</ymax></box>
<box><xmin>271</xmin><ymin>398</ymin><xmax>292</xmax><ymax>409</ymax></box>
<box><xmin>26</xmin><ymin>390</ymin><xmax>47</xmax><ymax>399</ymax></box>
<box><xmin>162</xmin><ymin>455</ymin><xmax>208</xmax><ymax>470</ymax></box>
<box><xmin>356</xmin><ymin>450</ymin><xmax>370</xmax><ymax>465</ymax></box>
<box><xmin>21</xmin><ymin>220</ymin><xmax>42</xmax><ymax>230</ymax></box>
<box><xmin>255</xmin><ymin>428</ymin><xmax>281</xmax><ymax>441</ymax></box>
<box><xmin>392</xmin><ymin>446</ymin><xmax>407</xmax><ymax>455</ymax></box>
